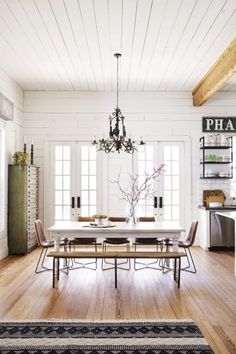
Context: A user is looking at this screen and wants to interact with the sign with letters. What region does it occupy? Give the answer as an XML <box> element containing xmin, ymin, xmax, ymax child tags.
<box><xmin>202</xmin><ymin>117</ymin><xmax>236</xmax><ymax>132</ymax></box>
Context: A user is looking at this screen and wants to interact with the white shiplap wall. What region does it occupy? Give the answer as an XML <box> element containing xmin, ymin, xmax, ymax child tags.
<box><xmin>23</xmin><ymin>90</ymin><xmax>236</xmax><ymax>245</ymax></box>
<box><xmin>0</xmin><ymin>69</ymin><xmax>24</xmax><ymax>260</ymax></box>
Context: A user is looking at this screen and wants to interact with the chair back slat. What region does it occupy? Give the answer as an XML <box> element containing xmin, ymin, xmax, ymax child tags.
<box><xmin>185</xmin><ymin>221</ymin><xmax>198</xmax><ymax>247</ymax></box>
<box><xmin>34</xmin><ymin>219</ymin><xmax>47</xmax><ymax>246</ymax></box>
<box><xmin>78</xmin><ymin>216</ymin><xmax>95</xmax><ymax>222</ymax></box>
<box><xmin>108</xmin><ymin>217</ymin><xmax>126</xmax><ymax>222</ymax></box>
<box><xmin>139</xmin><ymin>217</ymin><xmax>155</xmax><ymax>222</ymax></box>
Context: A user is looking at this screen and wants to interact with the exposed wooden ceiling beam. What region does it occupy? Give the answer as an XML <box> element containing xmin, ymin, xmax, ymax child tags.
<box><xmin>192</xmin><ymin>38</ymin><xmax>236</xmax><ymax>106</ymax></box>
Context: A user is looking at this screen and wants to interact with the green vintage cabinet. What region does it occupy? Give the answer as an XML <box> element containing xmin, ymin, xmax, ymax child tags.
<box><xmin>8</xmin><ymin>165</ymin><xmax>39</xmax><ymax>255</ymax></box>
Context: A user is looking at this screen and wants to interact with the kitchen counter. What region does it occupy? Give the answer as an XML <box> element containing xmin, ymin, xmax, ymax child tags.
<box><xmin>216</xmin><ymin>211</ymin><xmax>236</xmax><ymax>218</ymax></box>
<box><xmin>199</xmin><ymin>205</ymin><xmax>236</xmax><ymax>210</ymax></box>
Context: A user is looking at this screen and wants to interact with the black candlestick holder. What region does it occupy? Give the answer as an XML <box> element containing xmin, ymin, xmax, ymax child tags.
<box><xmin>31</xmin><ymin>144</ymin><xmax>34</xmax><ymax>165</ymax></box>
<box><xmin>24</xmin><ymin>143</ymin><xmax>26</xmax><ymax>154</ymax></box>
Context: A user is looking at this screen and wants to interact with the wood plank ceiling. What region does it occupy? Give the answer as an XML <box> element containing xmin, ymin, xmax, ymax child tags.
<box><xmin>0</xmin><ymin>0</ymin><xmax>235</xmax><ymax>91</ymax></box>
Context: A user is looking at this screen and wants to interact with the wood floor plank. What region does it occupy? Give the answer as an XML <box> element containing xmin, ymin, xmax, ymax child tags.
<box><xmin>0</xmin><ymin>247</ymin><xmax>235</xmax><ymax>354</ymax></box>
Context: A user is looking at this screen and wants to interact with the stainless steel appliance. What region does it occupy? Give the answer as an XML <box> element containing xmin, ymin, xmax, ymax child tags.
<box><xmin>210</xmin><ymin>211</ymin><xmax>235</xmax><ymax>249</ymax></box>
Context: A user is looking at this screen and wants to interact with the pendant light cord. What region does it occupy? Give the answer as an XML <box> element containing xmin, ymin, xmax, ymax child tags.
<box><xmin>116</xmin><ymin>54</ymin><xmax>119</xmax><ymax>109</ymax></box>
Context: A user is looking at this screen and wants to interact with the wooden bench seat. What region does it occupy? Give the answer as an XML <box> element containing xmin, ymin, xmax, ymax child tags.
<box><xmin>48</xmin><ymin>251</ymin><xmax>185</xmax><ymax>289</ymax></box>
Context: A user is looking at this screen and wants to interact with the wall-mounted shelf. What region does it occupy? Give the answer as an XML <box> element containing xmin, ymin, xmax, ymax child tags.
<box><xmin>200</xmin><ymin>146</ymin><xmax>232</xmax><ymax>150</ymax></box>
<box><xmin>200</xmin><ymin>136</ymin><xmax>233</xmax><ymax>179</ymax></box>
<box><xmin>200</xmin><ymin>162</ymin><xmax>232</xmax><ymax>164</ymax></box>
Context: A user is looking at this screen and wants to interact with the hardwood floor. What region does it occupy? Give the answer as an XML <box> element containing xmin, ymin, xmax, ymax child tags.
<box><xmin>0</xmin><ymin>247</ymin><xmax>235</xmax><ymax>353</ymax></box>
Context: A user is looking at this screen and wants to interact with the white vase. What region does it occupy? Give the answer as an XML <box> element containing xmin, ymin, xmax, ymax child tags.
<box><xmin>96</xmin><ymin>218</ymin><xmax>103</xmax><ymax>225</ymax></box>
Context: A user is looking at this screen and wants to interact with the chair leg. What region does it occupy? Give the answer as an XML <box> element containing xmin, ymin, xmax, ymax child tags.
<box><xmin>35</xmin><ymin>247</ymin><xmax>51</xmax><ymax>273</ymax></box>
<box><xmin>35</xmin><ymin>246</ymin><xmax>70</xmax><ymax>274</ymax></box>
<box><xmin>162</xmin><ymin>248</ymin><xmax>196</xmax><ymax>274</ymax></box>
<box><xmin>181</xmin><ymin>247</ymin><xmax>197</xmax><ymax>273</ymax></box>
<box><xmin>134</xmin><ymin>243</ymin><xmax>163</xmax><ymax>271</ymax></box>
<box><xmin>69</xmin><ymin>243</ymin><xmax>98</xmax><ymax>271</ymax></box>
<box><xmin>101</xmin><ymin>242</ymin><xmax>130</xmax><ymax>271</ymax></box>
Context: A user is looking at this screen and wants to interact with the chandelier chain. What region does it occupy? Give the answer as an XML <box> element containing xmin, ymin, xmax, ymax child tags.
<box><xmin>92</xmin><ymin>53</ymin><xmax>145</xmax><ymax>154</ymax></box>
<box><xmin>116</xmin><ymin>53</ymin><xmax>119</xmax><ymax>108</ymax></box>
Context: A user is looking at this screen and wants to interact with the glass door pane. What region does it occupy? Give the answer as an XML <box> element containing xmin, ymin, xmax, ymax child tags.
<box><xmin>54</xmin><ymin>144</ymin><xmax>73</xmax><ymax>221</ymax></box>
<box><xmin>159</xmin><ymin>142</ymin><xmax>184</xmax><ymax>223</ymax></box>
<box><xmin>137</xmin><ymin>144</ymin><xmax>155</xmax><ymax>217</ymax></box>
<box><xmin>78</xmin><ymin>144</ymin><xmax>97</xmax><ymax>217</ymax></box>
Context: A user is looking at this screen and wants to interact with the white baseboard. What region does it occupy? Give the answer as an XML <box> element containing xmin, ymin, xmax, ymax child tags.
<box><xmin>0</xmin><ymin>242</ymin><xmax>8</xmax><ymax>260</ymax></box>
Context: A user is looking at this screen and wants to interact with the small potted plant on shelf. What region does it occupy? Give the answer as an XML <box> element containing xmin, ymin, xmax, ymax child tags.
<box><xmin>12</xmin><ymin>151</ymin><xmax>29</xmax><ymax>168</ymax></box>
<box><xmin>91</xmin><ymin>214</ymin><xmax>107</xmax><ymax>226</ymax></box>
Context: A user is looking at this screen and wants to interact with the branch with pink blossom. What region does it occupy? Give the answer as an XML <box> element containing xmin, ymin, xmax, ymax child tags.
<box><xmin>112</xmin><ymin>164</ymin><xmax>165</xmax><ymax>222</ymax></box>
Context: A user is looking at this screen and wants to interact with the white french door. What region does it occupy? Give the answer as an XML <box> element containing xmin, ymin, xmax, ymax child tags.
<box><xmin>136</xmin><ymin>141</ymin><xmax>187</xmax><ymax>225</ymax></box>
<box><xmin>48</xmin><ymin>142</ymin><xmax>99</xmax><ymax>227</ymax></box>
<box><xmin>46</xmin><ymin>139</ymin><xmax>189</xmax><ymax>229</ymax></box>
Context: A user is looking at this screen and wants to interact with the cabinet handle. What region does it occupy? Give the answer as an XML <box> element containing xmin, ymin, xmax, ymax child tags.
<box><xmin>71</xmin><ymin>197</ymin><xmax>75</xmax><ymax>208</ymax></box>
<box><xmin>77</xmin><ymin>197</ymin><xmax>81</xmax><ymax>208</ymax></box>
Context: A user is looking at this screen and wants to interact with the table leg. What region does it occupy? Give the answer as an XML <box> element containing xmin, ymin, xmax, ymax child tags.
<box><xmin>54</xmin><ymin>233</ymin><xmax>61</xmax><ymax>252</ymax></box>
<box><xmin>114</xmin><ymin>258</ymin><xmax>117</xmax><ymax>288</ymax></box>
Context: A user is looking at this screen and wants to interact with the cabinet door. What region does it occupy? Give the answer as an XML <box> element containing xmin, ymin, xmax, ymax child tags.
<box><xmin>8</xmin><ymin>166</ymin><xmax>27</xmax><ymax>254</ymax></box>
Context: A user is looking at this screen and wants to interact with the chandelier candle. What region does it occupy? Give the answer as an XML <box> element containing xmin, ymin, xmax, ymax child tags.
<box><xmin>93</xmin><ymin>53</ymin><xmax>145</xmax><ymax>154</ymax></box>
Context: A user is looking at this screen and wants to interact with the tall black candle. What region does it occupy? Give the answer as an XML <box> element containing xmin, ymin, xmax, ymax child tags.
<box><xmin>31</xmin><ymin>144</ymin><xmax>34</xmax><ymax>165</ymax></box>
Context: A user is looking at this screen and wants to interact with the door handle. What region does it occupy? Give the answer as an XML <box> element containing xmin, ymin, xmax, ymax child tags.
<box><xmin>71</xmin><ymin>197</ymin><xmax>75</xmax><ymax>208</ymax></box>
<box><xmin>154</xmin><ymin>197</ymin><xmax>158</xmax><ymax>208</ymax></box>
<box><xmin>159</xmin><ymin>197</ymin><xmax>163</xmax><ymax>208</ymax></box>
<box><xmin>77</xmin><ymin>197</ymin><xmax>81</xmax><ymax>208</ymax></box>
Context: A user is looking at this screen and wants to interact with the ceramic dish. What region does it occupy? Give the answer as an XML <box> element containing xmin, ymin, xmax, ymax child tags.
<box><xmin>209</xmin><ymin>202</ymin><xmax>223</xmax><ymax>207</ymax></box>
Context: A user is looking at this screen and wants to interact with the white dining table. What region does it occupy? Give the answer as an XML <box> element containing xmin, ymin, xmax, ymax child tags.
<box><xmin>48</xmin><ymin>221</ymin><xmax>185</xmax><ymax>252</ymax></box>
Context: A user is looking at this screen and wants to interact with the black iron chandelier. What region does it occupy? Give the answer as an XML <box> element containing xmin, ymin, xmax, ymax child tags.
<box><xmin>92</xmin><ymin>53</ymin><xmax>145</xmax><ymax>154</ymax></box>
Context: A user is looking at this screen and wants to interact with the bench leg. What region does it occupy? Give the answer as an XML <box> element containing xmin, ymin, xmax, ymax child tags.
<box><xmin>57</xmin><ymin>258</ymin><xmax>60</xmax><ymax>281</ymax></box>
<box><xmin>52</xmin><ymin>257</ymin><xmax>56</xmax><ymax>288</ymax></box>
<box><xmin>52</xmin><ymin>257</ymin><xmax>60</xmax><ymax>289</ymax></box>
<box><xmin>174</xmin><ymin>258</ymin><xmax>177</xmax><ymax>281</ymax></box>
<box><xmin>114</xmin><ymin>258</ymin><xmax>117</xmax><ymax>288</ymax></box>
<box><xmin>173</xmin><ymin>257</ymin><xmax>181</xmax><ymax>288</ymax></box>
<box><xmin>178</xmin><ymin>257</ymin><xmax>181</xmax><ymax>288</ymax></box>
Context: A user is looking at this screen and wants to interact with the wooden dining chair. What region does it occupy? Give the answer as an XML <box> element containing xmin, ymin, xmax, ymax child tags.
<box><xmin>34</xmin><ymin>219</ymin><xmax>67</xmax><ymax>273</ymax></box>
<box><xmin>134</xmin><ymin>216</ymin><xmax>163</xmax><ymax>270</ymax></box>
<box><xmin>68</xmin><ymin>216</ymin><xmax>99</xmax><ymax>270</ymax></box>
<box><xmin>102</xmin><ymin>217</ymin><xmax>130</xmax><ymax>271</ymax></box>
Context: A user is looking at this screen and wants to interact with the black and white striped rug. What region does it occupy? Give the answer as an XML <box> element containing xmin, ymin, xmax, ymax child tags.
<box><xmin>0</xmin><ymin>319</ymin><xmax>214</xmax><ymax>353</ymax></box>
